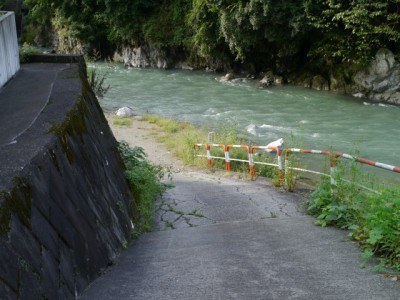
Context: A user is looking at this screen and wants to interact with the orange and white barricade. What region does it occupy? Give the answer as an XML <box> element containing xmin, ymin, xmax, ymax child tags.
<box><xmin>226</xmin><ymin>144</ymin><xmax>255</xmax><ymax>178</ymax></box>
<box><xmin>251</xmin><ymin>145</ymin><xmax>284</xmax><ymax>185</ymax></box>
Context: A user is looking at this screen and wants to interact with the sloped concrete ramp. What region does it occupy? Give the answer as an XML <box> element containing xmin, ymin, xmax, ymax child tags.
<box><xmin>80</xmin><ymin>172</ymin><xmax>399</xmax><ymax>300</ymax></box>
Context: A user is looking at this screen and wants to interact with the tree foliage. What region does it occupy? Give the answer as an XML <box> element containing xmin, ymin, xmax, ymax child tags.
<box><xmin>21</xmin><ymin>0</ymin><xmax>400</xmax><ymax>71</ymax></box>
<box><xmin>305</xmin><ymin>0</ymin><xmax>400</xmax><ymax>64</ymax></box>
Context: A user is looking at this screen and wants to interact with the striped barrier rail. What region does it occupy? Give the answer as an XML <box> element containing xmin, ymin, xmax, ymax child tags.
<box><xmin>285</xmin><ymin>148</ymin><xmax>337</xmax><ymax>185</ymax></box>
<box><xmin>335</xmin><ymin>152</ymin><xmax>400</xmax><ymax>174</ymax></box>
<box><xmin>226</xmin><ymin>144</ymin><xmax>255</xmax><ymax>178</ymax></box>
<box><xmin>194</xmin><ymin>143</ymin><xmax>227</xmax><ymax>168</ymax></box>
<box><xmin>194</xmin><ymin>142</ymin><xmax>284</xmax><ymax>183</ymax></box>
<box><xmin>252</xmin><ymin>145</ymin><xmax>284</xmax><ymax>185</ymax></box>
<box><xmin>195</xmin><ymin>143</ymin><xmax>400</xmax><ymax>192</ymax></box>
<box><xmin>285</xmin><ymin>148</ymin><xmax>400</xmax><ymax>193</ymax></box>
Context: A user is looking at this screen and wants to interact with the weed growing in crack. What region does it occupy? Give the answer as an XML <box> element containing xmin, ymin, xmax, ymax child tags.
<box><xmin>188</xmin><ymin>209</ymin><xmax>204</xmax><ymax>218</ymax></box>
<box><xmin>158</xmin><ymin>198</ymin><xmax>207</xmax><ymax>229</ymax></box>
<box><xmin>269</xmin><ymin>212</ymin><xmax>278</xmax><ymax>218</ymax></box>
<box><xmin>116</xmin><ymin>201</ymin><xmax>124</xmax><ymax>213</ymax></box>
<box><xmin>165</xmin><ymin>220</ymin><xmax>175</xmax><ymax>229</ymax></box>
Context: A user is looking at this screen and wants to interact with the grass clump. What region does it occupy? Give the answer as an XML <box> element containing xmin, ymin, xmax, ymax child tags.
<box><xmin>142</xmin><ymin>115</ymin><xmax>209</xmax><ymax>167</ymax></box>
<box><xmin>307</xmin><ymin>161</ymin><xmax>400</xmax><ymax>271</ymax></box>
<box><xmin>118</xmin><ymin>141</ymin><xmax>169</xmax><ymax>234</ymax></box>
<box><xmin>113</xmin><ymin>116</ymin><xmax>133</xmax><ymax>127</ymax></box>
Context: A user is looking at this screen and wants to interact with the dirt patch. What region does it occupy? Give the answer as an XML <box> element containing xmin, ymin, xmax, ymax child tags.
<box><xmin>105</xmin><ymin>113</ymin><xmax>186</xmax><ymax>172</ymax></box>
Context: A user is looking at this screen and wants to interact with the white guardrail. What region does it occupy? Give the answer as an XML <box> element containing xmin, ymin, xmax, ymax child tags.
<box><xmin>0</xmin><ymin>11</ymin><xmax>20</xmax><ymax>88</ymax></box>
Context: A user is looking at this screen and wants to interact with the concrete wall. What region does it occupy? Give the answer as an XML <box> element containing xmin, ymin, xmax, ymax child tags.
<box><xmin>0</xmin><ymin>61</ymin><xmax>134</xmax><ymax>299</ymax></box>
<box><xmin>0</xmin><ymin>11</ymin><xmax>20</xmax><ymax>88</ymax></box>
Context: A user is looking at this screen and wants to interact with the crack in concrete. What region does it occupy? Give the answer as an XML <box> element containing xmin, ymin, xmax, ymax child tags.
<box><xmin>156</xmin><ymin>196</ymin><xmax>213</xmax><ymax>230</ymax></box>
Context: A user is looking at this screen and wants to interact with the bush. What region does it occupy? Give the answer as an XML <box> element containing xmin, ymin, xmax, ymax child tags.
<box><xmin>87</xmin><ymin>69</ymin><xmax>110</xmax><ymax>98</ymax></box>
<box><xmin>307</xmin><ymin>162</ymin><xmax>400</xmax><ymax>271</ymax></box>
<box><xmin>118</xmin><ymin>141</ymin><xmax>168</xmax><ymax>234</ymax></box>
<box><xmin>19</xmin><ymin>43</ymin><xmax>42</xmax><ymax>63</ymax></box>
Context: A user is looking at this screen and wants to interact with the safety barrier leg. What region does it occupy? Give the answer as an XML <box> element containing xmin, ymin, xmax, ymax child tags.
<box><xmin>225</xmin><ymin>146</ymin><xmax>231</xmax><ymax>171</ymax></box>
<box><xmin>329</xmin><ymin>153</ymin><xmax>337</xmax><ymax>186</ymax></box>
<box><xmin>206</xmin><ymin>144</ymin><xmax>212</xmax><ymax>167</ymax></box>
<box><xmin>277</xmin><ymin>149</ymin><xmax>283</xmax><ymax>186</ymax></box>
<box><xmin>248</xmin><ymin>149</ymin><xmax>255</xmax><ymax>179</ymax></box>
<box><xmin>284</xmin><ymin>150</ymin><xmax>291</xmax><ymax>189</ymax></box>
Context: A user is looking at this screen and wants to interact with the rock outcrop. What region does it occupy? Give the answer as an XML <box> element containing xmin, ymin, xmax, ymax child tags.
<box><xmin>353</xmin><ymin>49</ymin><xmax>400</xmax><ymax>104</ymax></box>
<box><xmin>122</xmin><ymin>44</ymin><xmax>168</xmax><ymax>68</ymax></box>
<box><xmin>120</xmin><ymin>44</ymin><xmax>186</xmax><ymax>69</ymax></box>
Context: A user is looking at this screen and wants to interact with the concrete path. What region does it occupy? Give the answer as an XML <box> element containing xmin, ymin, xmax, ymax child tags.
<box><xmin>80</xmin><ymin>171</ymin><xmax>399</xmax><ymax>300</ymax></box>
<box><xmin>0</xmin><ymin>63</ymin><xmax>66</xmax><ymax>147</ymax></box>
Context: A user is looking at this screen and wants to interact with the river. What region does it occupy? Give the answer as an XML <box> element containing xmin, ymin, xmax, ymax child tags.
<box><xmin>90</xmin><ymin>63</ymin><xmax>400</xmax><ymax>178</ymax></box>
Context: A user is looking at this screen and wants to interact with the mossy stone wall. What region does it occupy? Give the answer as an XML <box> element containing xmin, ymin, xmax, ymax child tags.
<box><xmin>0</xmin><ymin>61</ymin><xmax>133</xmax><ymax>299</ymax></box>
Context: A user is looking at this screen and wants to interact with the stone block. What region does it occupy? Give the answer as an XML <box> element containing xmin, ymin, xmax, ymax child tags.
<box><xmin>59</xmin><ymin>246</ymin><xmax>75</xmax><ymax>295</ymax></box>
<box><xmin>0</xmin><ymin>282</ymin><xmax>17</xmax><ymax>300</ymax></box>
<box><xmin>31</xmin><ymin>206</ymin><xmax>58</xmax><ymax>258</ymax></box>
<box><xmin>0</xmin><ymin>241</ymin><xmax>18</xmax><ymax>290</ymax></box>
<box><xmin>9</xmin><ymin>216</ymin><xmax>41</xmax><ymax>272</ymax></box>
<box><xmin>40</xmin><ymin>248</ymin><xmax>59</xmax><ymax>300</ymax></box>
<box><xmin>48</xmin><ymin>203</ymin><xmax>75</xmax><ymax>247</ymax></box>
<box><xmin>18</xmin><ymin>268</ymin><xmax>41</xmax><ymax>300</ymax></box>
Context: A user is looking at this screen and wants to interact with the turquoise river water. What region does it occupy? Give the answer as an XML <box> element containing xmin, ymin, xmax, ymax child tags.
<box><xmin>90</xmin><ymin>63</ymin><xmax>400</xmax><ymax>180</ymax></box>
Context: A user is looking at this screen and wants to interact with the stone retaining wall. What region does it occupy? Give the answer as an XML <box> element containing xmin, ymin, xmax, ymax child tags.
<box><xmin>0</xmin><ymin>61</ymin><xmax>133</xmax><ymax>299</ymax></box>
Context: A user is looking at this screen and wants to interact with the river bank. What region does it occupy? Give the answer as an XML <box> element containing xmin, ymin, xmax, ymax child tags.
<box><xmin>105</xmin><ymin>114</ymin><xmax>186</xmax><ymax>173</ymax></box>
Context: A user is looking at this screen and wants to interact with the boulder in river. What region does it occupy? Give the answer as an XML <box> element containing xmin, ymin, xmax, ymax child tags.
<box><xmin>221</xmin><ymin>73</ymin><xmax>235</xmax><ymax>81</ymax></box>
<box><xmin>259</xmin><ymin>71</ymin><xmax>283</xmax><ymax>88</ymax></box>
<box><xmin>116</xmin><ymin>107</ymin><xmax>135</xmax><ymax>117</ymax></box>
<box><xmin>259</xmin><ymin>75</ymin><xmax>274</xmax><ymax>88</ymax></box>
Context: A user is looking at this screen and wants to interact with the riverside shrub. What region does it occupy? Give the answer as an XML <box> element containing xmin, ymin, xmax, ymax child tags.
<box><xmin>307</xmin><ymin>163</ymin><xmax>400</xmax><ymax>271</ymax></box>
<box><xmin>118</xmin><ymin>141</ymin><xmax>168</xmax><ymax>233</ymax></box>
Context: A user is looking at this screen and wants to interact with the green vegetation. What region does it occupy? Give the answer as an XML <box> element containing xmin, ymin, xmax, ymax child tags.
<box><xmin>18</xmin><ymin>43</ymin><xmax>42</xmax><ymax>63</ymax></box>
<box><xmin>118</xmin><ymin>141</ymin><xmax>169</xmax><ymax>234</ymax></box>
<box><xmin>112</xmin><ymin>116</ymin><xmax>133</xmax><ymax>127</ymax></box>
<box><xmin>142</xmin><ymin>115</ymin><xmax>282</xmax><ymax>181</ymax></box>
<box><xmin>142</xmin><ymin>115</ymin><xmax>208</xmax><ymax>167</ymax></box>
<box><xmin>307</xmin><ymin>162</ymin><xmax>400</xmax><ymax>271</ymax></box>
<box><xmin>87</xmin><ymin>69</ymin><xmax>110</xmax><ymax>98</ymax></box>
<box><xmin>21</xmin><ymin>0</ymin><xmax>400</xmax><ymax>74</ymax></box>
<box><xmin>0</xmin><ymin>177</ymin><xmax>32</xmax><ymax>235</ymax></box>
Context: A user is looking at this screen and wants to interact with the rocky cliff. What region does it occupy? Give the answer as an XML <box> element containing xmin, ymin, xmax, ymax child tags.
<box><xmin>0</xmin><ymin>60</ymin><xmax>134</xmax><ymax>299</ymax></box>
<box><xmin>118</xmin><ymin>44</ymin><xmax>190</xmax><ymax>70</ymax></box>
<box><xmin>353</xmin><ymin>49</ymin><xmax>400</xmax><ymax>105</ymax></box>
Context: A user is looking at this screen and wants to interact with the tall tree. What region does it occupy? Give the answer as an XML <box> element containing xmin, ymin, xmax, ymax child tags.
<box><xmin>187</xmin><ymin>0</ymin><xmax>311</xmax><ymax>72</ymax></box>
<box><xmin>305</xmin><ymin>0</ymin><xmax>400</xmax><ymax>65</ymax></box>
<box><xmin>187</xmin><ymin>0</ymin><xmax>232</xmax><ymax>68</ymax></box>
